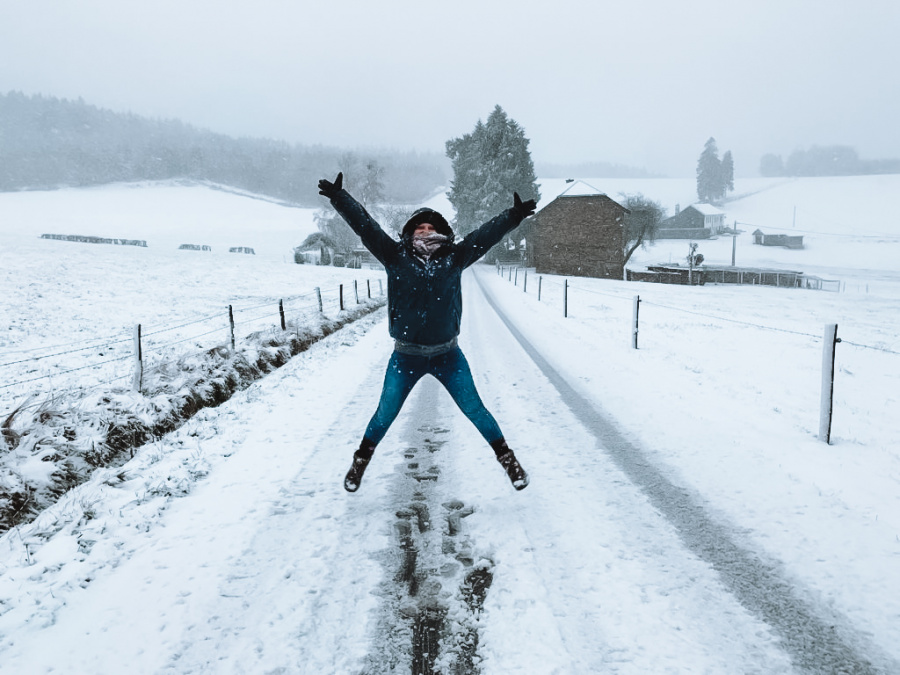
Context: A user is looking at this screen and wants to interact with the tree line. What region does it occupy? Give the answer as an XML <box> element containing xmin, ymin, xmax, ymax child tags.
<box><xmin>0</xmin><ymin>91</ymin><xmax>447</xmax><ymax>205</ymax></box>
<box><xmin>759</xmin><ymin>145</ymin><xmax>900</xmax><ymax>177</ymax></box>
<box><xmin>4</xmin><ymin>91</ymin><xmax>668</xmax><ymax>270</ymax></box>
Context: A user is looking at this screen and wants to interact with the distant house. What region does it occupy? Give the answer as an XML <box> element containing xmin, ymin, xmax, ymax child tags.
<box><xmin>294</xmin><ymin>232</ymin><xmax>337</xmax><ymax>265</ymax></box>
<box><xmin>657</xmin><ymin>203</ymin><xmax>726</xmax><ymax>239</ymax></box>
<box><xmin>752</xmin><ymin>229</ymin><xmax>804</xmax><ymax>249</ymax></box>
<box><xmin>530</xmin><ymin>194</ymin><xmax>629</xmax><ymax>279</ymax></box>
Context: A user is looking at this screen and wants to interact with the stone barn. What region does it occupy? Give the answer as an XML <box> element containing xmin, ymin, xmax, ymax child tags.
<box><xmin>530</xmin><ymin>194</ymin><xmax>629</xmax><ymax>279</ymax></box>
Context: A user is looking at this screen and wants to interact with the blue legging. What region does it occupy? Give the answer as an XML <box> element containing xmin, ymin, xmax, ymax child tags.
<box><xmin>363</xmin><ymin>347</ymin><xmax>504</xmax><ymax>445</ymax></box>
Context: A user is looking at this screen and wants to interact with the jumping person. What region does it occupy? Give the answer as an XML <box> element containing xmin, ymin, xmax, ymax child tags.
<box><xmin>317</xmin><ymin>172</ymin><xmax>537</xmax><ymax>492</ymax></box>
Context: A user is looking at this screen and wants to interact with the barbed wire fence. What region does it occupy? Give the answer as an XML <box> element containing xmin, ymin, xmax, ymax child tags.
<box><xmin>495</xmin><ymin>263</ymin><xmax>898</xmax><ymax>444</ymax></box>
<box><xmin>1</xmin><ymin>277</ymin><xmax>386</xmax><ymax>416</ymax></box>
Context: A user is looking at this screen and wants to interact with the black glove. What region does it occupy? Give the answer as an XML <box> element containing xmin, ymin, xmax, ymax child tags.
<box><xmin>318</xmin><ymin>172</ymin><xmax>343</xmax><ymax>198</ymax></box>
<box><xmin>513</xmin><ymin>192</ymin><xmax>537</xmax><ymax>219</ymax></box>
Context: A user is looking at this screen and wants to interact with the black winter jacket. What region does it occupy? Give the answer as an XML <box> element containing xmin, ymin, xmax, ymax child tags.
<box><xmin>329</xmin><ymin>190</ymin><xmax>525</xmax><ymax>346</ymax></box>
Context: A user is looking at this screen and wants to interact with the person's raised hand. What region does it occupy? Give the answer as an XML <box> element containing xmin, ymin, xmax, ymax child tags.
<box><xmin>318</xmin><ymin>172</ymin><xmax>343</xmax><ymax>198</ymax></box>
<box><xmin>513</xmin><ymin>192</ymin><xmax>537</xmax><ymax>219</ymax></box>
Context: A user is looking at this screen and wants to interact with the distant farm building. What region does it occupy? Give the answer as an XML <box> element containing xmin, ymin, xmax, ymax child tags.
<box><xmin>626</xmin><ymin>264</ymin><xmax>837</xmax><ymax>290</ymax></box>
<box><xmin>752</xmin><ymin>229</ymin><xmax>804</xmax><ymax>249</ymax></box>
<box><xmin>657</xmin><ymin>204</ymin><xmax>726</xmax><ymax>239</ymax></box>
<box><xmin>229</xmin><ymin>246</ymin><xmax>256</xmax><ymax>254</ymax></box>
<box><xmin>530</xmin><ymin>194</ymin><xmax>629</xmax><ymax>279</ymax></box>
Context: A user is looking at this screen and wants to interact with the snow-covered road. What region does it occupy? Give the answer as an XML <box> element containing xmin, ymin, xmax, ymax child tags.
<box><xmin>0</xmin><ymin>268</ymin><xmax>891</xmax><ymax>674</ymax></box>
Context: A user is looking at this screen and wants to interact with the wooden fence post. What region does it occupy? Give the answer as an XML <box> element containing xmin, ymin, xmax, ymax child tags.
<box><xmin>279</xmin><ymin>299</ymin><xmax>286</xmax><ymax>330</ymax></box>
<box><xmin>632</xmin><ymin>295</ymin><xmax>641</xmax><ymax>349</ymax></box>
<box><xmin>819</xmin><ymin>323</ymin><xmax>840</xmax><ymax>443</ymax></box>
<box><xmin>354</xmin><ymin>280</ymin><xmax>359</xmax><ymax>304</ymax></box>
<box><xmin>523</xmin><ymin>269</ymin><xmax>528</xmax><ymax>293</ymax></box>
<box><xmin>339</xmin><ymin>284</ymin><xmax>344</xmax><ymax>311</ymax></box>
<box><xmin>564</xmin><ymin>279</ymin><xmax>568</xmax><ymax>318</ymax></box>
<box><xmin>228</xmin><ymin>305</ymin><xmax>235</xmax><ymax>351</ymax></box>
<box><xmin>315</xmin><ymin>287</ymin><xmax>323</xmax><ymax>313</ymax></box>
<box><xmin>132</xmin><ymin>324</ymin><xmax>143</xmax><ymax>393</ymax></box>
<box><xmin>367</xmin><ymin>279</ymin><xmax>371</xmax><ymax>299</ymax></box>
<box><xmin>514</xmin><ymin>267</ymin><xmax>518</xmax><ymax>286</ymax></box>
<box><xmin>379</xmin><ymin>279</ymin><xmax>384</xmax><ymax>296</ymax></box>
<box><xmin>538</xmin><ymin>276</ymin><xmax>542</xmax><ymax>302</ymax></box>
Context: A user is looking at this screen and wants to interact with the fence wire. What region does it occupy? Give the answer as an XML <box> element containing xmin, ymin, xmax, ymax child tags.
<box><xmin>497</xmin><ymin>265</ymin><xmax>897</xmax><ymax>355</ymax></box>
<box><xmin>1</xmin><ymin>277</ymin><xmax>386</xmax><ymax>401</ymax></box>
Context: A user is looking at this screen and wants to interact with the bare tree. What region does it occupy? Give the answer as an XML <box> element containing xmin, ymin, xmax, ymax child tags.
<box><xmin>377</xmin><ymin>204</ymin><xmax>416</xmax><ymax>238</ymax></box>
<box><xmin>620</xmin><ymin>193</ymin><xmax>665</xmax><ymax>265</ymax></box>
<box><xmin>316</xmin><ymin>155</ymin><xmax>388</xmax><ymax>260</ymax></box>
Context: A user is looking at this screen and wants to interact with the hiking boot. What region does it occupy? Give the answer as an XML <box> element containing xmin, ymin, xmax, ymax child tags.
<box><xmin>497</xmin><ymin>450</ymin><xmax>529</xmax><ymax>491</ymax></box>
<box><xmin>344</xmin><ymin>444</ymin><xmax>375</xmax><ymax>492</ymax></box>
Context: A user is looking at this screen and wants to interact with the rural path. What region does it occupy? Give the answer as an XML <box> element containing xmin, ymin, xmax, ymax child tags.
<box><xmin>0</xmin><ymin>268</ymin><xmax>888</xmax><ymax>674</ymax></box>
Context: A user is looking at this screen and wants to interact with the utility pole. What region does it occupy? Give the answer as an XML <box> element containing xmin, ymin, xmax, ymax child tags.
<box><xmin>732</xmin><ymin>220</ymin><xmax>737</xmax><ymax>267</ymax></box>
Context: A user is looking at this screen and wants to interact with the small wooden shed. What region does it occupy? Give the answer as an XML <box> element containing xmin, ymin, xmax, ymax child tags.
<box><xmin>530</xmin><ymin>194</ymin><xmax>629</xmax><ymax>279</ymax></box>
<box><xmin>752</xmin><ymin>229</ymin><xmax>804</xmax><ymax>249</ymax></box>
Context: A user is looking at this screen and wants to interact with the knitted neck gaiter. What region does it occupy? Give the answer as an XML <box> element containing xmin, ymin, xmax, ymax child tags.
<box><xmin>412</xmin><ymin>233</ymin><xmax>449</xmax><ymax>260</ymax></box>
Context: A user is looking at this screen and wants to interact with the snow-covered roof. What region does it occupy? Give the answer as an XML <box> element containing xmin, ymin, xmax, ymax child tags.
<box><xmin>552</xmin><ymin>179</ymin><xmax>607</xmax><ymax>198</ymax></box>
<box><xmin>690</xmin><ymin>203</ymin><xmax>725</xmax><ymax>216</ymax></box>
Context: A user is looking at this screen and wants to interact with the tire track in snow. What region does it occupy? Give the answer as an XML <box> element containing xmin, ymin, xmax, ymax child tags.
<box><xmin>474</xmin><ymin>269</ymin><xmax>894</xmax><ymax>674</ymax></box>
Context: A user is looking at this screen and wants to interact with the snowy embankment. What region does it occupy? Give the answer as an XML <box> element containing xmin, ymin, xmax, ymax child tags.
<box><xmin>1</xmin><ymin>296</ymin><xmax>384</xmax><ymax>532</ymax></box>
<box><xmin>0</xmin><ymin>177</ymin><xmax>898</xmax><ymax>672</ymax></box>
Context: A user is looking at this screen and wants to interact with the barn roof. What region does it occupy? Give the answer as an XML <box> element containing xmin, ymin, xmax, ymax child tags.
<box><xmin>555</xmin><ymin>179</ymin><xmax>607</xmax><ymax>197</ymax></box>
<box><xmin>539</xmin><ymin>192</ymin><xmax>629</xmax><ymax>214</ymax></box>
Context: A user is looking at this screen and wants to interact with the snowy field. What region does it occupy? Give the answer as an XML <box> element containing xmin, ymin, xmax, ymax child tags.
<box><xmin>1</xmin><ymin>177</ymin><xmax>899</xmax><ymax>673</ymax></box>
<box><xmin>0</xmin><ymin>181</ymin><xmax>384</xmax><ymax>412</ymax></box>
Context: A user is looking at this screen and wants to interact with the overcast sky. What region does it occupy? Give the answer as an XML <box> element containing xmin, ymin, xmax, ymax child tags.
<box><xmin>1</xmin><ymin>0</ymin><xmax>898</xmax><ymax>177</ymax></box>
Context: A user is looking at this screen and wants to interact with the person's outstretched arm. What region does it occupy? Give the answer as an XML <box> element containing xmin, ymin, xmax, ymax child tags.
<box><xmin>318</xmin><ymin>172</ymin><xmax>398</xmax><ymax>265</ymax></box>
<box><xmin>455</xmin><ymin>192</ymin><xmax>537</xmax><ymax>268</ymax></box>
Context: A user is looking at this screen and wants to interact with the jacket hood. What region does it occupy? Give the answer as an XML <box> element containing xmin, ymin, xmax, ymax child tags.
<box><xmin>401</xmin><ymin>208</ymin><xmax>454</xmax><ymax>241</ymax></box>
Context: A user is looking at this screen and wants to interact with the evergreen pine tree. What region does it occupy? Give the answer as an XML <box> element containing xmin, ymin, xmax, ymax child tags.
<box><xmin>696</xmin><ymin>137</ymin><xmax>722</xmax><ymax>203</ymax></box>
<box><xmin>721</xmin><ymin>150</ymin><xmax>735</xmax><ymax>194</ymax></box>
<box><xmin>446</xmin><ymin>106</ymin><xmax>540</xmax><ymax>259</ymax></box>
